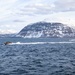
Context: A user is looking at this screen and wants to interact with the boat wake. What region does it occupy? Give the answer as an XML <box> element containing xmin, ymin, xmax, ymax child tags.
<box><xmin>10</xmin><ymin>41</ymin><xmax>75</xmax><ymax>45</ymax></box>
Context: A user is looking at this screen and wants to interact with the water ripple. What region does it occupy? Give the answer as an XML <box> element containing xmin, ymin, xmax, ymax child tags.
<box><xmin>0</xmin><ymin>43</ymin><xmax>75</xmax><ymax>75</ymax></box>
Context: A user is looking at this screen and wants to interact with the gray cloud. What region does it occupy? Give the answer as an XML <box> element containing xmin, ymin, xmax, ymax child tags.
<box><xmin>15</xmin><ymin>0</ymin><xmax>75</xmax><ymax>15</ymax></box>
<box><xmin>0</xmin><ymin>0</ymin><xmax>75</xmax><ymax>17</ymax></box>
<box><xmin>54</xmin><ymin>0</ymin><xmax>75</xmax><ymax>12</ymax></box>
<box><xmin>17</xmin><ymin>3</ymin><xmax>54</xmax><ymax>15</ymax></box>
<box><xmin>0</xmin><ymin>0</ymin><xmax>75</xmax><ymax>33</ymax></box>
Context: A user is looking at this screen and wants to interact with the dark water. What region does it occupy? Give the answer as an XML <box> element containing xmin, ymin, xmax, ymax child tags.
<box><xmin>0</xmin><ymin>37</ymin><xmax>75</xmax><ymax>75</ymax></box>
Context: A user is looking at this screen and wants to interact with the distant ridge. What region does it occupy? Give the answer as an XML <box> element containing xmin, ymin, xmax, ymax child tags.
<box><xmin>18</xmin><ymin>22</ymin><xmax>75</xmax><ymax>38</ymax></box>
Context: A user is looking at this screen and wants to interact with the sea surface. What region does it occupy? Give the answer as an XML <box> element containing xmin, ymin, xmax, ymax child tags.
<box><xmin>0</xmin><ymin>37</ymin><xmax>75</xmax><ymax>75</ymax></box>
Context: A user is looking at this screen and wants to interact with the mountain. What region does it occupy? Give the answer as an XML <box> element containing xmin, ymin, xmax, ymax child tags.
<box><xmin>18</xmin><ymin>22</ymin><xmax>75</xmax><ymax>38</ymax></box>
<box><xmin>0</xmin><ymin>34</ymin><xmax>17</xmax><ymax>38</ymax></box>
<box><xmin>0</xmin><ymin>30</ymin><xmax>17</xmax><ymax>34</ymax></box>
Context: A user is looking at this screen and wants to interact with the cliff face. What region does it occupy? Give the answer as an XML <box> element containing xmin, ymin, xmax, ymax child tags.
<box><xmin>18</xmin><ymin>22</ymin><xmax>75</xmax><ymax>38</ymax></box>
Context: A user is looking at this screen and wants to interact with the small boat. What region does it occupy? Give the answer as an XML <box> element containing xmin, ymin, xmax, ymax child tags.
<box><xmin>4</xmin><ymin>41</ymin><xmax>12</xmax><ymax>45</ymax></box>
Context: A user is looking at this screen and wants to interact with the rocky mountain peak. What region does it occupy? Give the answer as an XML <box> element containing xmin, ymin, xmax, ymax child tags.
<box><xmin>18</xmin><ymin>22</ymin><xmax>75</xmax><ymax>38</ymax></box>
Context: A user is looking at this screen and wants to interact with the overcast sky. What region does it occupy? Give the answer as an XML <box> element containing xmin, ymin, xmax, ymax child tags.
<box><xmin>0</xmin><ymin>0</ymin><xmax>75</xmax><ymax>33</ymax></box>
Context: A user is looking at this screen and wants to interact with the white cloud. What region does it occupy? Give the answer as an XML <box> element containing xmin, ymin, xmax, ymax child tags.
<box><xmin>0</xmin><ymin>0</ymin><xmax>75</xmax><ymax>34</ymax></box>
